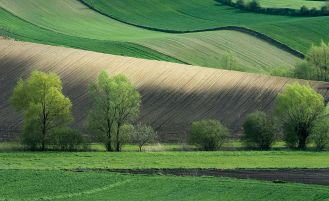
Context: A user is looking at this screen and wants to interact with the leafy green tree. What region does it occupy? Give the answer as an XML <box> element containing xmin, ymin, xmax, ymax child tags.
<box><xmin>50</xmin><ymin>127</ymin><xmax>83</xmax><ymax>151</ymax></box>
<box><xmin>310</xmin><ymin>105</ymin><xmax>329</xmax><ymax>151</ymax></box>
<box><xmin>221</xmin><ymin>51</ymin><xmax>239</xmax><ymax>70</ymax></box>
<box><xmin>311</xmin><ymin>118</ymin><xmax>329</xmax><ymax>151</ymax></box>
<box><xmin>132</xmin><ymin>123</ymin><xmax>158</xmax><ymax>152</ymax></box>
<box><xmin>242</xmin><ymin>111</ymin><xmax>278</xmax><ymax>150</ymax></box>
<box><xmin>294</xmin><ymin>62</ymin><xmax>317</xmax><ymax>80</ymax></box>
<box><xmin>114</xmin><ymin>124</ymin><xmax>134</xmax><ymax>152</ymax></box>
<box><xmin>236</xmin><ymin>0</ymin><xmax>245</xmax><ymax>8</ymax></box>
<box><xmin>188</xmin><ymin>119</ymin><xmax>229</xmax><ymax>151</ymax></box>
<box><xmin>274</xmin><ymin>83</ymin><xmax>325</xmax><ymax>149</ymax></box>
<box><xmin>247</xmin><ymin>0</ymin><xmax>261</xmax><ymax>11</ymax></box>
<box><xmin>11</xmin><ymin>71</ymin><xmax>72</xmax><ymax>150</ymax></box>
<box><xmin>88</xmin><ymin>71</ymin><xmax>141</xmax><ymax>152</ymax></box>
<box><xmin>305</xmin><ymin>41</ymin><xmax>329</xmax><ymax>81</ymax></box>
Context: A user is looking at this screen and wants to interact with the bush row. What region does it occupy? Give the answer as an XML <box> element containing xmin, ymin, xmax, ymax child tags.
<box><xmin>188</xmin><ymin>84</ymin><xmax>329</xmax><ymax>151</ymax></box>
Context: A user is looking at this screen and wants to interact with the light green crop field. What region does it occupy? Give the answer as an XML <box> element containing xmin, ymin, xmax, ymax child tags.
<box><xmin>236</xmin><ymin>0</ymin><xmax>326</xmax><ymax>9</ymax></box>
<box><xmin>0</xmin><ymin>0</ymin><xmax>303</xmax><ymax>73</ymax></box>
<box><xmin>139</xmin><ymin>30</ymin><xmax>300</xmax><ymax>72</ymax></box>
<box><xmin>2</xmin><ymin>170</ymin><xmax>329</xmax><ymax>201</ymax></box>
<box><xmin>82</xmin><ymin>0</ymin><xmax>329</xmax><ymax>53</ymax></box>
<box><xmin>1</xmin><ymin>151</ymin><xmax>329</xmax><ymax>170</ymax></box>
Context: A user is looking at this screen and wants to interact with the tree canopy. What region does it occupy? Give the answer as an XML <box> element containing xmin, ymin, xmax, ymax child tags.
<box><xmin>11</xmin><ymin>71</ymin><xmax>72</xmax><ymax>150</ymax></box>
<box><xmin>274</xmin><ymin>83</ymin><xmax>324</xmax><ymax>149</ymax></box>
<box><xmin>88</xmin><ymin>71</ymin><xmax>141</xmax><ymax>152</ymax></box>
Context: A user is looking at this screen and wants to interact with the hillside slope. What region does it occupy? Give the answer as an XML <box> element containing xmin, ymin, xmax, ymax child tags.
<box><xmin>1</xmin><ymin>39</ymin><xmax>328</xmax><ymax>140</ymax></box>
<box><xmin>0</xmin><ymin>0</ymin><xmax>301</xmax><ymax>73</ymax></box>
<box><xmin>81</xmin><ymin>0</ymin><xmax>329</xmax><ymax>53</ymax></box>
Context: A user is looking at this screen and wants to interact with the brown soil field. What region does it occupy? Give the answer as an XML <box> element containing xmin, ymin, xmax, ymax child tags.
<box><xmin>1</xmin><ymin>39</ymin><xmax>329</xmax><ymax>141</ymax></box>
<box><xmin>85</xmin><ymin>168</ymin><xmax>329</xmax><ymax>186</ymax></box>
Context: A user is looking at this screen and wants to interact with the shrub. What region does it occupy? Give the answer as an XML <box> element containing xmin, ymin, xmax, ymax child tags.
<box><xmin>247</xmin><ymin>0</ymin><xmax>261</xmax><ymax>11</ymax></box>
<box><xmin>310</xmin><ymin>118</ymin><xmax>329</xmax><ymax>151</ymax></box>
<box><xmin>20</xmin><ymin>119</ymin><xmax>44</xmax><ymax>150</ymax></box>
<box><xmin>270</xmin><ymin>66</ymin><xmax>294</xmax><ymax>77</ymax></box>
<box><xmin>51</xmin><ymin>128</ymin><xmax>83</xmax><ymax>151</ymax></box>
<box><xmin>113</xmin><ymin>124</ymin><xmax>134</xmax><ymax>152</ymax></box>
<box><xmin>242</xmin><ymin>111</ymin><xmax>277</xmax><ymax>150</ymax></box>
<box><xmin>132</xmin><ymin>123</ymin><xmax>158</xmax><ymax>151</ymax></box>
<box><xmin>310</xmin><ymin>105</ymin><xmax>329</xmax><ymax>151</ymax></box>
<box><xmin>236</xmin><ymin>0</ymin><xmax>245</xmax><ymax>8</ymax></box>
<box><xmin>300</xmin><ymin>6</ymin><xmax>309</xmax><ymax>15</ymax></box>
<box><xmin>294</xmin><ymin>62</ymin><xmax>317</xmax><ymax>80</ymax></box>
<box><xmin>188</xmin><ymin>120</ymin><xmax>229</xmax><ymax>151</ymax></box>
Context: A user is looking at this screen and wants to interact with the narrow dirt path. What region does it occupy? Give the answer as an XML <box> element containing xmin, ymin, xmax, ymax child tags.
<box><xmin>71</xmin><ymin>168</ymin><xmax>329</xmax><ymax>186</ymax></box>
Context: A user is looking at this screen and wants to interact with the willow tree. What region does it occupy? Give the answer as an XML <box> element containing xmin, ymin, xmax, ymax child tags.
<box><xmin>306</xmin><ymin>41</ymin><xmax>329</xmax><ymax>81</ymax></box>
<box><xmin>274</xmin><ymin>83</ymin><xmax>325</xmax><ymax>149</ymax></box>
<box><xmin>88</xmin><ymin>71</ymin><xmax>140</xmax><ymax>152</ymax></box>
<box><xmin>11</xmin><ymin>71</ymin><xmax>72</xmax><ymax>150</ymax></box>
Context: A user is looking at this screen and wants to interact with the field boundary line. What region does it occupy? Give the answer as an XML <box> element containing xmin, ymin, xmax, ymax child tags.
<box><xmin>77</xmin><ymin>0</ymin><xmax>305</xmax><ymax>59</ymax></box>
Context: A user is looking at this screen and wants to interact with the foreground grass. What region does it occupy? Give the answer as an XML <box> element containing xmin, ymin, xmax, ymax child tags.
<box><xmin>1</xmin><ymin>151</ymin><xmax>329</xmax><ymax>170</ymax></box>
<box><xmin>0</xmin><ymin>169</ymin><xmax>329</xmax><ymax>201</ymax></box>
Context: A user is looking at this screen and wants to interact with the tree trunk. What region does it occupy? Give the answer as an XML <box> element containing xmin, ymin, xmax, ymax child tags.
<box><xmin>106</xmin><ymin>118</ymin><xmax>113</xmax><ymax>152</ymax></box>
<box><xmin>115</xmin><ymin>123</ymin><xmax>121</xmax><ymax>152</ymax></box>
<box><xmin>106</xmin><ymin>129</ymin><xmax>113</xmax><ymax>152</ymax></box>
<box><xmin>41</xmin><ymin>129</ymin><xmax>46</xmax><ymax>151</ymax></box>
<box><xmin>105</xmin><ymin>139</ymin><xmax>112</xmax><ymax>152</ymax></box>
<box><xmin>41</xmin><ymin>106</ymin><xmax>47</xmax><ymax>151</ymax></box>
<box><xmin>298</xmin><ymin>128</ymin><xmax>308</xmax><ymax>150</ymax></box>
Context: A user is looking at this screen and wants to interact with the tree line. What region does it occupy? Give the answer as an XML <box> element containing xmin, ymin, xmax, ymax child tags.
<box><xmin>188</xmin><ymin>83</ymin><xmax>329</xmax><ymax>151</ymax></box>
<box><xmin>217</xmin><ymin>0</ymin><xmax>329</xmax><ymax>17</ymax></box>
<box><xmin>11</xmin><ymin>71</ymin><xmax>157</xmax><ymax>151</ymax></box>
<box><xmin>10</xmin><ymin>70</ymin><xmax>329</xmax><ymax>152</ymax></box>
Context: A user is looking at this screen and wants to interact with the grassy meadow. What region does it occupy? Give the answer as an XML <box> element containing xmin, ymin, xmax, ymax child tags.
<box><xmin>1</xmin><ymin>170</ymin><xmax>329</xmax><ymax>201</ymax></box>
<box><xmin>1</xmin><ymin>150</ymin><xmax>329</xmax><ymax>170</ymax></box>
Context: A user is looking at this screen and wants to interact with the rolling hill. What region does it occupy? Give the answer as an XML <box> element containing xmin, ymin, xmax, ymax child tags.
<box><xmin>82</xmin><ymin>0</ymin><xmax>329</xmax><ymax>53</ymax></box>
<box><xmin>1</xmin><ymin>38</ymin><xmax>328</xmax><ymax>141</ymax></box>
<box><xmin>0</xmin><ymin>0</ymin><xmax>302</xmax><ymax>73</ymax></box>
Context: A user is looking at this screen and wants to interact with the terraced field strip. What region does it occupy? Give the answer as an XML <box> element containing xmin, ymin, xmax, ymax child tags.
<box><xmin>0</xmin><ymin>0</ymin><xmax>303</xmax><ymax>73</ymax></box>
<box><xmin>1</xmin><ymin>39</ymin><xmax>328</xmax><ymax>140</ymax></box>
<box><xmin>137</xmin><ymin>30</ymin><xmax>301</xmax><ymax>72</ymax></box>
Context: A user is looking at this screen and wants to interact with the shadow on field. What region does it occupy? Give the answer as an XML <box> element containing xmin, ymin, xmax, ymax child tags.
<box><xmin>1</xmin><ymin>53</ymin><xmax>329</xmax><ymax>142</ymax></box>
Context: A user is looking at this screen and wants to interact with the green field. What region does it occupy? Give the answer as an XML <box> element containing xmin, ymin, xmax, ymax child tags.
<box><xmin>82</xmin><ymin>0</ymin><xmax>329</xmax><ymax>53</ymax></box>
<box><xmin>0</xmin><ymin>0</ymin><xmax>310</xmax><ymax>73</ymax></box>
<box><xmin>2</xmin><ymin>169</ymin><xmax>329</xmax><ymax>201</ymax></box>
<box><xmin>1</xmin><ymin>151</ymin><xmax>329</xmax><ymax>170</ymax></box>
<box><xmin>1</xmin><ymin>1</ymin><xmax>329</xmax><ymax>200</ymax></box>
